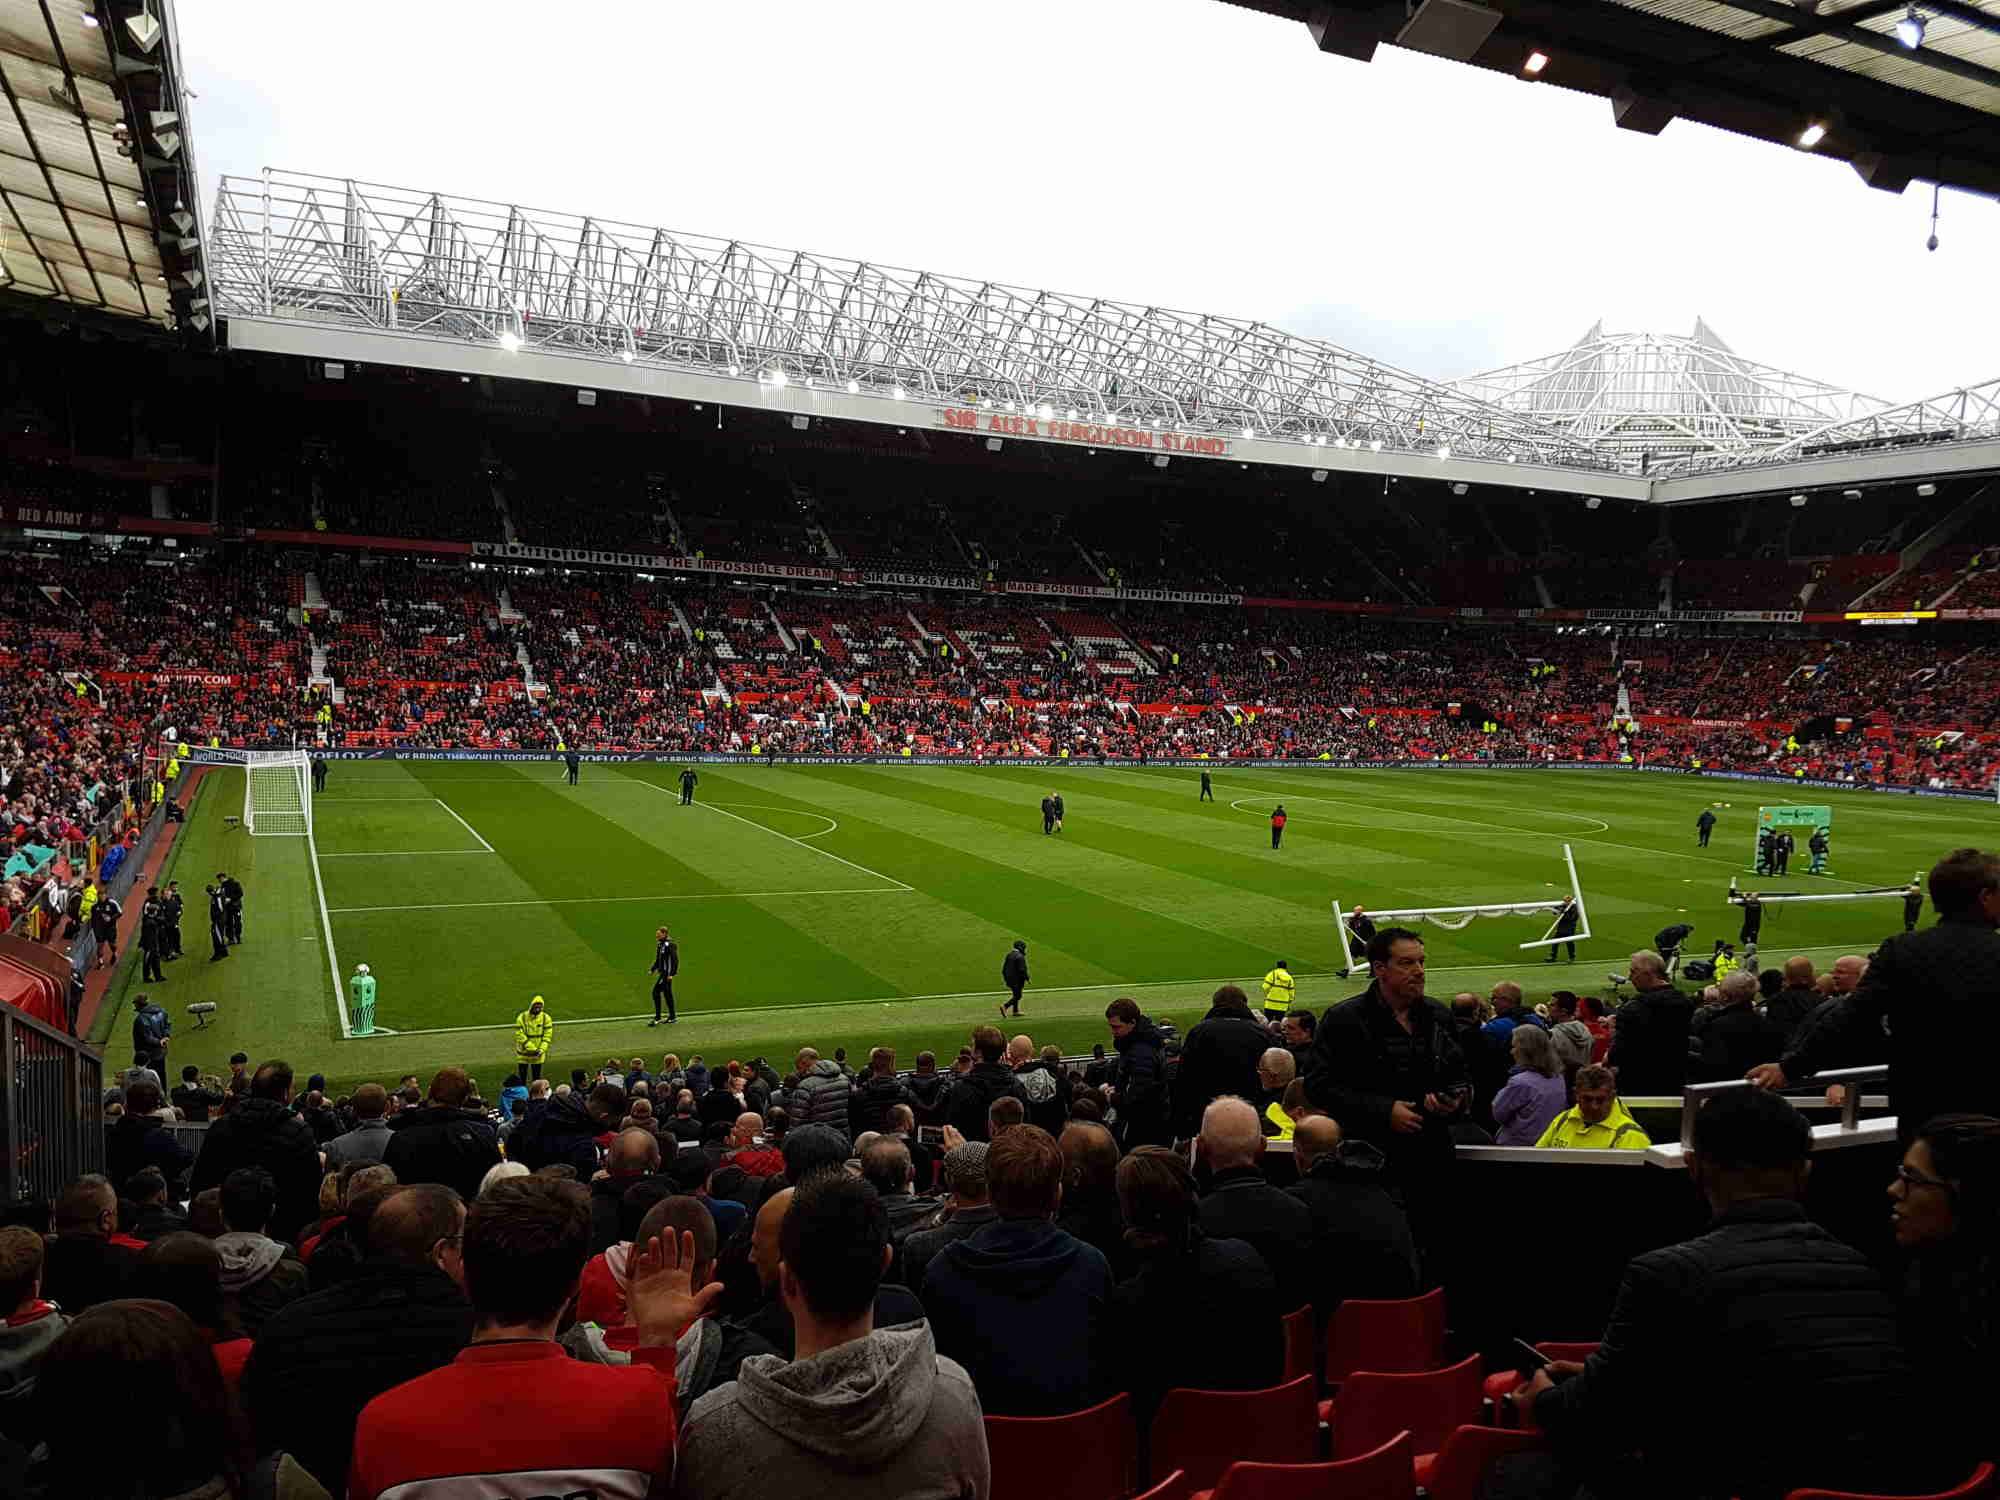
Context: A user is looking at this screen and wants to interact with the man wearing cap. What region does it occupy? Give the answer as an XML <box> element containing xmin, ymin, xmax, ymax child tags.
<box><xmin>901</xmin><ymin>1140</ymin><xmax>994</xmax><ymax>1294</ymax></box>
<box><xmin>513</xmin><ymin>996</ymin><xmax>554</xmax><ymax>1082</ymax></box>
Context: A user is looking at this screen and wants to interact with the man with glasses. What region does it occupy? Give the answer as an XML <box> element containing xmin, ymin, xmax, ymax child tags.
<box><xmin>242</xmin><ymin>1185</ymin><xmax>474</xmax><ymax>1496</ymax></box>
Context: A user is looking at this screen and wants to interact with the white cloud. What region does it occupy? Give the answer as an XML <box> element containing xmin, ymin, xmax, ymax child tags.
<box><xmin>178</xmin><ymin>0</ymin><xmax>1997</xmax><ymax>401</ymax></box>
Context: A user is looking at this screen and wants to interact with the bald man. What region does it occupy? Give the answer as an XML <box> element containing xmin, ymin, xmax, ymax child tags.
<box><xmin>1482</xmin><ymin>981</ymin><xmax>1544</xmax><ymax>1046</ymax></box>
<box><xmin>1606</xmin><ymin>950</ymin><xmax>1694</xmax><ymax>1098</ymax></box>
<box><xmin>737</xmin><ymin>1181</ymin><xmax>927</xmax><ymax>1361</ymax></box>
<box><xmin>587</xmin><ymin>1128</ymin><xmax>664</xmax><ymax>1254</ymax></box>
<box><xmin>1258</xmin><ymin>1049</ymin><xmax>1297</xmax><ymax>1140</ymax></box>
<box><xmin>1284</xmin><ymin>1114</ymin><xmax>1418</xmax><ymax>1327</ymax></box>
<box><xmin>1196</xmin><ymin>1097</ymin><xmax>1312</xmax><ymax>1315</ymax></box>
<box><xmin>1765</xmin><ymin>955</ymin><xmax>1821</xmax><ymax>1041</ymax></box>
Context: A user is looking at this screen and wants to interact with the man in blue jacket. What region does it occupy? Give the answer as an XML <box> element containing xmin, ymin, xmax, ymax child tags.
<box><xmin>920</xmin><ymin>1124</ymin><xmax>1110</xmax><ymax>1416</ymax></box>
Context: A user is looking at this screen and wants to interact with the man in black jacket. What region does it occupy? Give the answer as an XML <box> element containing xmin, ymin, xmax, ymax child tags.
<box><xmin>1194</xmin><ymin>1097</ymin><xmax>1312</xmax><ymax>1316</ymax></box>
<box><xmin>243</xmin><ymin>1184</ymin><xmax>473</xmax><ymax>1496</ymax></box>
<box><xmin>849</xmin><ymin>1047</ymin><xmax>915</xmax><ymax>1137</ymax></box>
<box><xmin>1605</xmin><ymin>950</ymin><xmax>1694</xmax><ymax>1099</ymax></box>
<box><xmin>1009</xmin><ymin>1037</ymin><xmax>1070</xmax><ymax>1137</ymax></box>
<box><xmin>1304</xmin><ymin>928</ymin><xmax>1467</xmax><ymax>1182</ymax></box>
<box><xmin>1517</xmin><ymin>1087</ymin><xmax>1933</xmax><ymax>1500</ymax></box>
<box><xmin>1285</xmin><ymin>1116</ymin><xmax>1418</xmax><ymax>1332</ymax></box>
<box><xmin>382</xmin><ymin>1067</ymin><xmax>501</xmax><ymax>1203</ymax></box>
<box><xmin>105</xmin><ymin>1080</ymin><xmax>195</xmax><ymax>1197</ymax></box>
<box><xmin>505</xmin><ymin>1080</ymin><xmax>625</xmax><ymax>1178</ymax></box>
<box><xmin>946</xmin><ymin>1027</ymin><xmax>1028</xmax><ymax>1143</ymax></box>
<box><xmin>1105</xmin><ymin>998</ymin><xmax>1171</xmax><ymax>1148</ymax></box>
<box><xmin>188</xmin><ymin>1061</ymin><xmax>322</xmax><ymax>1242</ymax></box>
<box><xmin>1691</xmin><ymin>970</ymin><xmax>1785</xmax><ymax>1082</ymax></box>
<box><xmin>1172</xmin><ymin>986</ymin><xmax>1271</xmax><ymax>1138</ymax></box>
<box><xmin>1762</xmin><ymin>955</ymin><xmax>1821</xmax><ymax>1041</ymax></box>
<box><xmin>1752</xmin><ymin>846</ymin><xmax>2000</xmax><ymax>1141</ymax></box>
<box><xmin>1000</xmin><ymin>940</ymin><xmax>1029</xmax><ymax>1018</ymax></box>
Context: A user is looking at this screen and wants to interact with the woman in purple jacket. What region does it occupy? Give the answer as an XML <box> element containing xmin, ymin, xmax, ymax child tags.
<box><xmin>1493</xmin><ymin>1024</ymin><xmax>1568</xmax><ymax>1146</ymax></box>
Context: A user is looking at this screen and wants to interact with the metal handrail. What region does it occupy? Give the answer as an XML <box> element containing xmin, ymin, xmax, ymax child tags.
<box><xmin>1679</xmin><ymin>1064</ymin><xmax>1888</xmax><ymax>1150</ymax></box>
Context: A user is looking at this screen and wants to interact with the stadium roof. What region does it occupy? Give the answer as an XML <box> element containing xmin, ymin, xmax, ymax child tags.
<box><xmin>211</xmin><ymin>169</ymin><xmax>2000</xmax><ymax>504</ymax></box>
<box><xmin>0</xmin><ymin>0</ymin><xmax>205</xmax><ymax>331</ymax></box>
<box><xmin>1218</xmin><ymin>0</ymin><xmax>2000</xmax><ymax>198</ymax></box>
<box><xmin>1452</xmin><ymin>319</ymin><xmax>1892</xmax><ymax>462</ymax></box>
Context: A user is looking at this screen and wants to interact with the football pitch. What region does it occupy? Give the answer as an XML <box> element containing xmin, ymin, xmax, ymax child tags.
<box><xmin>107</xmin><ymin>761</ymin><xmax>2000</xmax><ymax>1095</ymax></box>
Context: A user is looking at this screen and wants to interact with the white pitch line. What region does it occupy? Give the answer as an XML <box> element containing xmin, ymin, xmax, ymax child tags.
<box><xmin>327</xmin><ymin>886</ymin><xmax>907</xmax><ymax>914</ymax></box>
<box><xmin>317</xmin><ymin>849</ymin><xmax>498</xmax><ymax>858</ymax></box>
<box><xmin>711</xmin><ymin>801</ymin><xmax>839</xmax><ymax>841</ymax></box>
<box><xmin>304</xmin><ymin>818</ymin><xmax>349</xmax><ymax>1038</ymax></box>
<box><xmin>434</xmin><ymin>798</ymin><xmax>496</xmax><ymax>852</ymax></box>
<box><xmin>647</xmin><ymin>783</ymin><xmax>913</xmax><ymax>891</ymax></box>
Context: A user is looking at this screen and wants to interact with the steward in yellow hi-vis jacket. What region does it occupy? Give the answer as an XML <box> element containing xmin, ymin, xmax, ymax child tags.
<box><xmin>1260</xmin><ymin>960</ymin><xmax>1297</xmax><ymax>1020</ymax></box>
<box><xmin>514</xmin><ymin>996</ymin><xmax>554</xmax><ymax>1080</ymax></box>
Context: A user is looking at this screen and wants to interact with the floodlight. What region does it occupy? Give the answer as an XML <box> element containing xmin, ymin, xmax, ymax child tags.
<box><xmin>1370</xmin><ymin>439</ymin><xmax>1383</xmax><ymax>452</ymax></box>
<box><xmin>498</xmin><ymin>330</ymin><xmax>522</xmax><ymax>353</ymax></box>
<box><xmin>1523</xmin><ymin>50</ymin><xmax>1548</xmax><ymax>74</ymax></box>
<box><xmin>1241</xmin><ymin>426</ymin><xmax>1254</xmax><ymax>439</ymax></box>
<box><xmin>619</xmin><ymin>348</ymin><xmax>635</xmax><ymax>364</ymax></box>
<box><xmin>1436</xmin><ymin>445</ymin><xmax>1451</xmax><ymax>459</ymax></box>
<box><xmin>1037</xmin><ymin>403</ymin><xmax>1053</xmax><ymax>421</ymax></box>
<box><xmin>845</xmin><ymin>378</ymin><xmax>859</xmax><ymax>394</ymax></box>
<box><xmin>891</xmin><ymin>385</ymin><xmax>905</xmax><ymax>400</ymax></box>
<box><xmin>728</xmin><ymin>364</ymin><xmax>740</xmax><ymax>376</ymax></box>
<box><xmin>766</xmin><ymin>369</ymin><xmax>786</xmax><ymax>388</ymax></box>
<box><xmin>1894</xmin><ymin>7</ymin><xmax>1925</xmax><ymax>48</ymax></box>
<box><xmin>1797</xmin><ymin>122</ymin><xmax>1827</xmax><ymax>149</ymax></box>
<box><xmin>1066</xmin><ymin>408</ymin><xmax>1077</xmax><ymax>420</ymax></box>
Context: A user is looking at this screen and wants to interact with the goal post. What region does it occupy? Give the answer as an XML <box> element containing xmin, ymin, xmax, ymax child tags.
<box><xmin>1333</xmin><ymin>843</ymin><xmax>1592</xmax><ymax>976</ymax></box>
<box><xmin>181</xmin><ymin>746</ymin><xmax>313</xmax><ymax>836</ymax></box>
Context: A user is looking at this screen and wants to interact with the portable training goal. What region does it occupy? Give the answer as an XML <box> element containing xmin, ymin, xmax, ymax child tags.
<box><xmin>1333</xmin><ymin>843</ymin><xmax>1592</xmax><ymax>976</ymax></box>
<box><xmin>1727</xmin><ymin>874</ymin><xmax>1921</xmax><ymax>925</ymax></box>
<box><xmin>192</xmin><ymin>747</ymin><xmax>313</xmax><ymax>837</ymax></box>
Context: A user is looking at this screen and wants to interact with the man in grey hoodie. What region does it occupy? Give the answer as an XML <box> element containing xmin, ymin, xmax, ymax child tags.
<box><xmin>216</xmin><ymin>1166</ymin><xmax>309</xmax><ymax>1337</ymax></box>
<box><xmin>0</xmin><ymin>1226</ymin><xmax>65</xmax><ymax>1442</ymax></box>
<box><xmin>678</xmin><ymin>1172</ymin><xmax>988</xmax><ymax>1500</ymax></box>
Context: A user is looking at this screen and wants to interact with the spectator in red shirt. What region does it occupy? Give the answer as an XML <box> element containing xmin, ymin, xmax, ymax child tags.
<box><xmin>727</xmin><ymin>1113</ymin><xmax>786</xmax><ymax>1178</ymax></box>
<box><xmin>349</xmin><ymin>1175</ymin><xmax>720</xmax><ymax>1500</ymax></box>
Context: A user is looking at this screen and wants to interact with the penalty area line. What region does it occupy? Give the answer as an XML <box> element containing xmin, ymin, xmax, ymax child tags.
<box><xmin>434</xmin><ymin>797</ymin><xmax>496</xmax><ymax>852</ymax></box>
<box><xmin>326</xmin><ymin>886</ymin><xmax>908</xmax><ymax>915</ymax></box>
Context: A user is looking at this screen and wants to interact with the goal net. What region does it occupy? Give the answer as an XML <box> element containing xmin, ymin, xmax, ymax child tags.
<box><xmin>197</xmin><ymin>748</ymin><xmax>314</xmax><ymax>836</ymax></box>
<box><xmin>1333</xmin><ymin>844</ymin><xmax>1592</xmax><ymax>976</ymax></box>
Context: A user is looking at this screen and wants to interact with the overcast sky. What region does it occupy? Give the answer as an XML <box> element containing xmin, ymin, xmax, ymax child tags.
<box><xmin>177</xmin><ymin>0</ymin><xmax>1997</xmax><ymax>402</ymax></box>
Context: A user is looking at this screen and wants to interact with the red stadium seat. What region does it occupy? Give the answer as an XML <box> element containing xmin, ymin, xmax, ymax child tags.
<box><xmin>1480</xmin><ymin>1342</ymin><xmax>1599</xmax><ymax>1421</ymax></box>
<box><xmin>985</xmin><ymin>1393</ymin><xmax>1136</xmax><ymax>1500</ymax></box>
<box><xmin>1195</xmin><ymin>1431</ymin><xmax>1415</xmax><ymax>1500</ymax></box>
<box><xmin>1323</xmin><ymin>1288</ymin><xmax>1447</xmax><ymax>1386</ymax></box>
<box><xmin>1280</xmin><ymin>1306</ymin><xmax>1314</xmax><ymax>1384</ymax></box>
<box><xmin>1786</xmin><ymin>1463</ymin><xmax>1996</xmax><ymax>1500</ymax></box>
<box><xmin>1323</xmin><ymin>1354</ymin><xmax>1484</xmax><ymax>1461</ymax></box>
<box><xmin>1413</xmin><ymin>1425</ymin><xmax>1547</xmax><ymax>1500</ymax></box>
<box><xmin>1134</xmin><ymin>1471</ymin><xmax>1189</xmax><ymax>1500</ymax></box>
<box><xmin>1150</xmin><ymin>1376</ymin><xmax>1318</xmax><ymax>1493</ymax></box>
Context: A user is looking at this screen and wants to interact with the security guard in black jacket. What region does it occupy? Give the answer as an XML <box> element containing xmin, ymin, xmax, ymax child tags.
<box><xmin>650</xmin><ymin>926</ymin><xmax>679</xmax><ymax>1025</ymax></box>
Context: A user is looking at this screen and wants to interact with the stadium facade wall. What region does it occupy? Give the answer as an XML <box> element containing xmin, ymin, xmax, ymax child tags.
<box><xmin>250</xmin><ymin>750</ymin><xmax>1992</xmax><ymax>800</ymax></box>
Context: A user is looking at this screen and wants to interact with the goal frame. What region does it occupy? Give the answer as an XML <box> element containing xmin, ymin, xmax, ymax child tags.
<box><xmin>1333</xmin><ymin>843</ymin><xmax>1592</xmax><ymax>977</ymax></box>
<box><xmin>198</xmin><ymin>747</ymin><xmax>312</xmax><ymax>837</ymax></box>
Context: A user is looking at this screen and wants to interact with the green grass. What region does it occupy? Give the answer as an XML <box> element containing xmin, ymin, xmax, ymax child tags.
<box><xmin>98</xmin><ymin>761</ymin><xmax>2000</xmax><ymax>1098</ymax></box>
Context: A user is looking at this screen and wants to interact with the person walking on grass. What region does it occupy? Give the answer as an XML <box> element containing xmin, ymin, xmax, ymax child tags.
<box><xmin>650</xmin><ymin>926</ymin><xmax>679</xmax><ymax>1027</ymax></box>
<box><xmin>1199</xmin><ymin>769</ymin><xmax>1213</xmax><ymax>802</ymax></box>
<box><xmin>1270</xmin><ymin>804</ymin><xmax>1287</xmax><ymax>850</ymax></box>
<box><xmin>1000</xmin><ymin>941</ymin><xmax>1029</xmax><ymax>1019</ymax></box>
<box><xmin>679</xmin><ymin>766</ymin><xmax>698</xmax><ymax>805</ymax></box>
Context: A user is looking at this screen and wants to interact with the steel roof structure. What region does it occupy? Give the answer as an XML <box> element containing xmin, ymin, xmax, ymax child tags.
<box><xmin>0</xmin><ymin>0</ymin><xmax>205</xmax><ymax>331</ymax></box>
<box><xmin>210</xmin><ymin>169</ymin><xmax>2000</xmax><ymax>503</ymax></box>
<box><xmin>207</xmin><ymin>169</ymin><xmax>1612</xmax><ymax>472</ymax></box>
<box><xmin>1452</xmin><ymin>319</ymin><xmax>1892</xmax><ymax>462</ymax></box>
<box><xmin>1219</xmin><ymin>0</ymin><xmax>2000</xmax><ymax>197</ymax></box>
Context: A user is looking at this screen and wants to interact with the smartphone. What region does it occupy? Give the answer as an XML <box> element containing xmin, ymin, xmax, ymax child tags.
<box><xmin>916</xmin><ymin>1125</ymin><xmax>944</xmax><ymax>1146</ymax></box>
<box><xmin>1512</xmin><ymin>1338</ymin><xmax>1551</xmax><ymax>1370</ymax></box>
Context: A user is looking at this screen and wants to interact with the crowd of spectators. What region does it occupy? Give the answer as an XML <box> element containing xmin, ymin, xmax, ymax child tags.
<box><xmin>12</xmin><ymin>843</ymin><xmax>1996</xmax><ymax>1498</ymax></box>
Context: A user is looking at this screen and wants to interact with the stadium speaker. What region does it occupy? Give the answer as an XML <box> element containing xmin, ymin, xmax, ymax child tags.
<box><xmin>1396</xmin><ymin>0</ymin><xmax>1500</xmax><ymax>62</ymax></box>
<box><xmin>1307</xmin><ymin>6</ymin><xmax>1379</xmax><ymax>61</ymax></box>
<box><xmin>792</xmin><ymin>416</ymin><xmax>811</xmax><ymax>432</ymax></box>
<box><xmin>1311</xmin><ymin>470</ymin><xmax>1328</xmax><ymax>484</ymax></box>
<box><xmin>577</xmin><ymin>390</ymin><xmax>597</xmax><ymax>407</ymax></box>
<box><xmin>985</xmin><ymin>437</ymin><xmax>1002</xmax><ymax>451</ymax></box>
<box><xmin>1611</xmin><ymin>87</ymin><xmax>1675</xmax><ymax>136</ymax></box>
<box><xmin>1585</xmin><ymin>497</ymin><xmax>1602</xmax><ymax>510</ymax></box>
